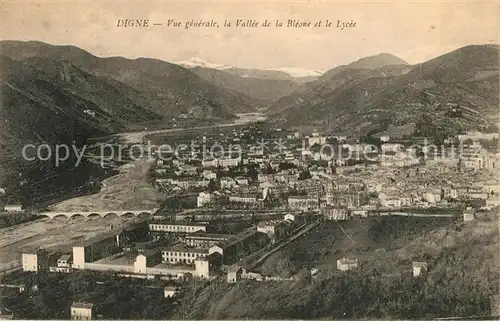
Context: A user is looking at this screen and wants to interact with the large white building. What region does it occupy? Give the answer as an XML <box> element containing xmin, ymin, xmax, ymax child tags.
<box><xmin>21</xmin><ymin>249</ymin><xmax>48</xmax><ymax>272</ymax></box>
<box><xmin>71</xmin><ymin>302</ymin><xmax>93</xmax><ymax>320</ymax></box>
<box><xmin>197</xmin><ymin>192</ymin><xmax>215</xmax><ymax>208</ymax></box>
<box><xmin>149</xmin><ymin>221</ymin><xmax>208</xmax><ymax>233</ymax></box>
<box><xmin>161</xmin><ymin>244</ymin><xmax>209</xmax><ymax>264</ymax></box>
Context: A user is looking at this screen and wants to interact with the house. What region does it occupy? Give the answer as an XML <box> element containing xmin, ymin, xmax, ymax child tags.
<box><xmin>164</xmin><ymin>286</ymin><xmax>178</xmax><ymax>298</ymax></box>
<box><xmin>49</xmin><ymin>254</ymin><xmax>73</xmax><ymax>273</ymax></box>
<box><xmin>412</xmin><ymin>261</ymin><xmax>428</xmax><ymax>277</ymax></box>
<box><xmin>71</xmin><ymin>302</ymin><xmax>93</xmax><ymax>320</ymax></box>
<box><xmin>202</xmin><ymin>170</ymin><xmax>217</xmax><ymax>180</ymax></box>
<box><xmin>381</xmin><ymin>143</ymin><xmax>404</xmax><ymax>153</ymax></box>
<box><xmin>227</xmin><ymin>264</ymin><xmax>243</xmax><ymax>283</ymax></box>
<box><xmin>423</xmin><ymin>190</ymin><xmax>442</xmax><ymax>204</ymax></box>
<box><xmin>194</xmin><ymin>252</ymin><xmax>223</xmax><ymax>279</ymax></box>
<box><xmin>57</xmin><ymin>254</ymin><xmax>72</xmax><ymax>268</ymax></box>
<box><xmin>284</xmin><ymin>213</ymin><xmax>295</xmax><ymax>222</ymax></box>
<box><xmin>337</xmin><ymin>258</ymin><xmax>358</xmax><ymax>271</ymax></box>
<box><xmin>134</xmin><ymin>249</ymin><xmax>162</xmax><ymax>274</ymax></box>
<box><xmin>235</xmin><ymin>177</ymin><xmax>248</xmax><ymax>186</ymax></box>
<box><xmin>220</xmin><ymin>178</ymin><xmax>236</xmax><ymax>189</ymax></box>
<box><xmin>3</xmin><ymin>204</ymin><xmax>22</xmax><ymax>212</ymax></box>
<box><xmin>463</xmin><ymin>207</ymin><xmax>476</xmax><ymax>222</ymax></box>
<box><xmin>197</xmin><ymin>192</ymin><xmax>215</xmax><ymax>208</ymax></box>
<box><xmin>21</xmin><ymin>248</ymin><xmax>48</xmax><ymax>272</ymax></box>
<box><xmin>257</xmin><ymin>221</ymin><xmax>288</xmax><ymax>240</ymax></box>
<box><xmin>308</xmin><ymin>136</ymin><xmax>327</xmax><ymax>147</ymax></box>
<box><xmin>177</xmin><ymin>164</ymin><xmax>198</xmax><ymax>176</ymax></box>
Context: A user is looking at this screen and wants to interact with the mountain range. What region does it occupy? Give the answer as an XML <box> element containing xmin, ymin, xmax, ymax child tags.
<box><xmin>177</xmin><ymin>57</ymin><xmax>323</xmax><ymax>104</ymax></box>
<box><xmin>267</xmin><ymin>46</ymin><xmax>500</xmax><ymax>138</ymax></box>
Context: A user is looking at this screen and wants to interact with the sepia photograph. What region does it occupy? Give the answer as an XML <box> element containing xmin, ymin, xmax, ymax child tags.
<box><xmin>0</xmin><ymin>1</ymin><xmax>499</xmax><ymax>320</ymax></box>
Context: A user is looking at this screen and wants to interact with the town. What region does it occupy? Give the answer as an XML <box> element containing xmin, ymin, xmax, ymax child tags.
<box><xmin>1</xmin><ymin>124</ymin><xmax>498</xmax><ymax>319</ymax></box>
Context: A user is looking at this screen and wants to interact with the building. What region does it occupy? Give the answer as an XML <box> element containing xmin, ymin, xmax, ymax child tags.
<box><xmin>322</xmin><ymin>207</ymin><xmax>349</xmax><ymax>220</ymax></box>
<box><xmin>463</xmin><ymin>207</ymin><xmax>476</xmax><ymax>222</ymax></box>
<box><xmin>3</xmin><ymin>205</ymin><xmax>23</xmax><ymax>212</ymax></box>
<box><xmin>72</xmin><ymin>235</ymin><xmax>118</xmax><ymax>269</ymax></box>
<box><xmin>327</xmin><ymin>191</ymin><xmax>368</xmax><ymax>208</ymax></box>
<box><xmin>412</xmin><ymin>261</ymin><xmax>428</xmax><ymax>277</ymax></box>
<box><xmin>57</xmin><ymin>254</ymin><xmax>72</xmax><ymax>268</ymax></box>
<box><xmin>423</xmin><ymin>190</ymin><xmax>442</xmax><ymax>204</ymax></box>
<box><xmin>134</xmin><ymin>250</ymin><xmax>162</xmax><ymax>274</ymax></box>
<box><xmin>235</xmin><ymin>177</ymin><xmax>249</xmax><ymax>186</ymax></box>
<box><xmin>288</xmin><ymin>197</ymin><xmax>320</xmax><ymax>210</ymax></box>
<box><xmin>308</xmin><ymin>136</ymin><xmax>327</xmax><ymax>146</ymax></box>
<box><xmin>161</xmin><ymin>244</ymin><xmax>209</xmax><ymax>264</ymax></box>
<box><xmin>220</xmin><ymin>178</ymin><xmax>236</xmax><ymax>189</ymax></box>
<box><xmin>229</xmin><ymin>194</ymin><xmax>260</xmax><ymax>205</ymax></box>
<box><xmin>257</xmin><ymin>221</ymin><xmax>288</xmax><ymax>240</ymax></box>
<box><xmin>381</xmin><ymin>143</ymin><xmax>404</xmax><ymax>153</ymax></box>
<box><xmin>182</xmin><ymin>232</ymin><xmax>232</xmax><ymax>247</ymax></box>
<box><xmin>164</xmin><ymin>286</ymin><xmax>178</xmax><ymax>298</ymax></box>
<box><xmin>194</xmin><ymin>252</ymin><xmax>222</xmax><ymax>279</ymax></box>
<box><xmin>337</xmin><ymin>258</ymin><xmax>358</xmax><ymax>271</ymax></box>
<box><xmin>284</xmin><ymin>213</ymin><xmax>295</xmax><ymax>222</ymax></box>
<box><xmin>209</xmin><ymin>229</ymin><xmax>269</xmax><ymax>265</ymax></box>
<box><xmin>197</xmin><ymin>192</ymin><xmax>215</xmax><ymax>208</ymax></box>
<box><xmin>21</xmin><ymin>248</ymin><xmax>48</xmax><ymax>272</ymax></box>
<box><xmin>227</xmin><ymin>264</ymin><xmax>243</xmax><ymax>283</ymax></box>
<box><xmin>148</xmin><ymin>221</ymin><xmax>208</xmax><ymax>234</ymax></box>
<box><xmin>70</xmin><ymin>302</ymin><xmax>93</xmax><ymax>320</ymax></box>
<box><xmin>202</xmin><ymin>170</ymin><xmax>217</xmax><ymax>180</ymax></box>
<box><xmin>49</xmin><ymin>254</ymin><xmax>73</xmax><ymax>273</ymax></box>
<box><xmin>458</xmin><ymin>131</ymin><xmax>499</xmax><ymax>143</ymax></box>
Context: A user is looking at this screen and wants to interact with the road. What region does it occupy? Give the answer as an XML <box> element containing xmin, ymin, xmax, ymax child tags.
<box><xmin>249</xmin><ymin>220</ymin><xmax>323</xmax><ymax>269</ymax></box>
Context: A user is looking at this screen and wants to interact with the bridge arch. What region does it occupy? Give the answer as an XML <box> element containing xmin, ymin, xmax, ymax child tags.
<box><xmin>121</xmin><ymin>212</ymin><xmax>135</xmax><ymax>218</ymax></box>
<box><xmin>70</xmin><ymin>213</ymin><xmax>85</xmax><ymax>219</ymax></box>
<box><xmin>87</xmin><ymin>213</ymin><xmax>101</xmax><ymax>218</ymax></box>
<box><xmin>137</xmin><ymin>212</ymin><xmax>152</xmax><ymax>218</ymax></box>
<box><xmin>53</xmin><ymin>214</ymin><xmax>68</xmax><ymax>219</ymax></box>
<box><xmin>104</xmin><ymin>212</ymin><xmax>119</xmax><ymax>218</ymax></box>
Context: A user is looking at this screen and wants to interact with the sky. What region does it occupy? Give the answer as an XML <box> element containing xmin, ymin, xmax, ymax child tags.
<box><xmin>2</xmin><ymin>1</ymin><xmax>499</xmax><ymax>71</ymax></box>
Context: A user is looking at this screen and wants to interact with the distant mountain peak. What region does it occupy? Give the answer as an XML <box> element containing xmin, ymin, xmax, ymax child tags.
<box><xmin>346</xmin><ymin>53</ymin><xmax>409</xmax><ymax>70</ymax></box>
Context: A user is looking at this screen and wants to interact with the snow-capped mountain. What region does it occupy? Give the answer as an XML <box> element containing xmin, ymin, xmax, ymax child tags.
<box><xmin>270</xmin><ymin>67</ymin><xmax>324</xmax><ymax>78</ymax></box>
<box><xmin>176</xmin><ymin>57</ymin><xmax>232</xmax><ymax>70</ymax></box>
<box><xmin>175</xmin><ymin>57</ymin><xmax>324</xmax><ymax>79</ymax></box>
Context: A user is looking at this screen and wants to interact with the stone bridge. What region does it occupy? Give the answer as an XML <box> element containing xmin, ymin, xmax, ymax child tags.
<box><xmin>37</xmin><ymin>209</ymin><xmax>158</xmax><ymax>219</ymax></box>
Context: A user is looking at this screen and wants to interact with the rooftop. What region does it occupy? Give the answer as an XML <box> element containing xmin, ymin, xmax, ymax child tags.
<box><xmin>71</xmin><ymin>302</ymin><xmax>94</xmax><ymax>309</ymax></box>
<box><xmin>162</xmin><ymin>244</ymin><xmax>209</xmax><ymax>254</ymax></box>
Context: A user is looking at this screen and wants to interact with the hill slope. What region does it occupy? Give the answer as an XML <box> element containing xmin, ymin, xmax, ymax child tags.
<box><xmin>171</xmin><ymin>214</ymin><xmax>499</xmax><ymax>319</ymax></box>
<box><xmin>267</xmin><ymin>45</ymin><xmax>499</xmax><ymax>138</ymax></box>
<box><xmin>190</xmin><ymin>66</ymin><xmax>301</xmax><ymax>105</ymax></box>
<box><xmin>0</xmin><ymin>40</ymin><xmax>258</xmax><ymax>117</ymax></box>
